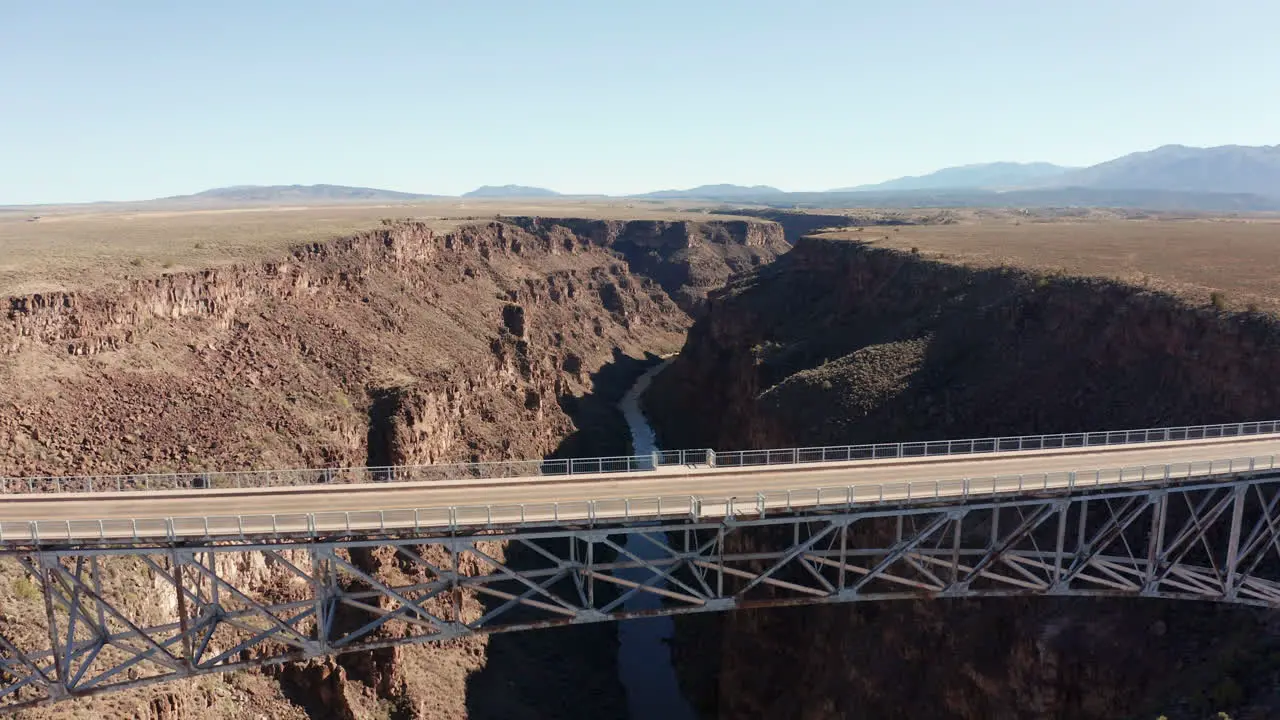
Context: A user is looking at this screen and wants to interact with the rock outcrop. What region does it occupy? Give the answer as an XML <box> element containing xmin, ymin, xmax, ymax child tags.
<box><xmin>505</xmin><ymin>217</ymin><xmax>788</xmax><ymax>313</ymax></box>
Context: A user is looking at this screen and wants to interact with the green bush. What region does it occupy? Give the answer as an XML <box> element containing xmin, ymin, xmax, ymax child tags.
<box><xmin>11</xmin><ymin>576</ymin><xmax>39</xmax><ymax>602</ymax></box>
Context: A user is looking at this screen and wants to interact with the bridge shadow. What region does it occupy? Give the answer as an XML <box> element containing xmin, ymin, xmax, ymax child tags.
<box><xmin>463</xmin><ymin>348</ymin><xmax>661</xmax><ymax>719</ymax></box>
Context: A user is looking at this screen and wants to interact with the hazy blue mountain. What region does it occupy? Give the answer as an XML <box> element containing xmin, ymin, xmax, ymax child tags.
<box><xmin>17</xmin><ymin>143</ymin><xmax>1280</xmax><ymax>212</ymax></box>
<box><xmin>462</xmin><ymin>185</ymin><xmax>561</xmax><ymax>198</ymax></box>
<box><xmin>161</xmin><ymin>184</ymin><xmax>439</xmax><ymax>203</ymax></box>
<box><xmin>634</xmin><ymin>184</ymin><xmax>784</xmax><ymax>200</ymax></box>
<box><xmin>772</xmin><ymin>187</ymin><xmax>1280</xmax><ymax>212</ymax></box>
<box><xmin>837</xmin><ymin>162</ymin><xmax>1073</xmax><ymax>192</ymax></box>
<box><xmin>1053</xmin><ymin>144</ymin><xmax>1280</xmax><ymax>196</ymax></box>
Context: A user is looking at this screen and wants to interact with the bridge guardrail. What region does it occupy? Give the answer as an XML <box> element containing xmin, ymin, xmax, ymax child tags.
<box><xmin>2</xmin><ymin>453</ymin><xmax>1276</xmax><ymax>545</ymax></box>
<box><xmin>0</xmin><ymin>449</ymin><xmax>713</xmax><ymax>494</ymax></box>
<box><xmin>1</xmin><ymin>421</ymin><xmax>1276</xmax><ymax>495</ymax></box>
<box><xmin>711</xmin><ymin>421</ymin><xmax>1280</xmax><ymax>468</ymax></box>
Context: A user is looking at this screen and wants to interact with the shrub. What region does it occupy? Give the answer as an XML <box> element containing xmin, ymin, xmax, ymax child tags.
<box><xmin>11</xmin><ymin>576</ymin><xmax>39</xmax><ymax>602</ymax></box>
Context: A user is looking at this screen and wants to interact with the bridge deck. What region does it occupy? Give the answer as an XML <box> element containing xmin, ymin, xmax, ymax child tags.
<box><xmin>4</xmin><ymin>434</ymin><xmax>1280</xmax><ymax>543</ymax></box>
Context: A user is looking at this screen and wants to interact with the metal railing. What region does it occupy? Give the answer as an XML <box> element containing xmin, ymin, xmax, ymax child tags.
<box><xmin>1</xmin><ymin>421</ymin><xmax>1276</xmax><ymax>495</ymax></box>
<box><xmin>1</xmin><ymin>453</ymin><xmax>1274</xmax><ymax>545</ymax></box>
<box><xmin>0</xmin><ymin>449</ymin><xmax>712</xmax><ymax>495</ymax></box>
<box><xmin>711</xmin><ymin>420</ymin><xmax>1280</xmax><ymax>468</ymax></box>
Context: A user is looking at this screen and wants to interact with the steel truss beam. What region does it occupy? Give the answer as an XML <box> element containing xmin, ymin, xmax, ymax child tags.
<box><xmin>5</xmin><ymin>473</ymin><xmax>1280</xmax><ymax>712</ymax></box>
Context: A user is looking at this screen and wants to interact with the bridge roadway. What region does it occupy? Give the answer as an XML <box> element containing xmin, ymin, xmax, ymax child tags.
<box><xmin>4</xmin><ymin>433</ymin><xmax>1280</xmax><ymax>543</ymax></box>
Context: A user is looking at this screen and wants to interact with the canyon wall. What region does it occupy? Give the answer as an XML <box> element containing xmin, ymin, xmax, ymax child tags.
<box><xmin>506</xmin><ymin>217</ymin><xmax>789</xmax><ymax>312</ymax></box>
<box><xmin>647</xmin><ymin>237</ymin><xmax>1280</xmax><ymax>719</ymax></box>
<box><xmin>0</xmin><ymin>216</ymin><xmax>780</xmax><ymax>719</ymax></box>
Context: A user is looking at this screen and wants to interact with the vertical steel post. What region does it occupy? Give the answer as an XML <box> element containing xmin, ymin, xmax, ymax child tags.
<box><xmin>951</xmin><ymin>513</ymin><xmax>963</xmax><ymax>585</ymax></box>
<box><xmin>171</xmin><ymin>549</ymin><xmax>196</xmax><ymax>671</ymax></box>
<box><xmin>1144</xmin><ymin>493</ymin><xmax>1168</xmax><ymax>593</ymax></box>
<box><xmin>1053</xmin><ymin>501</ymin><xmax>1068</xmax><ymax>585</ymax></box>
<box><xmin>586</xmin><ymin>538</ymin><xmax>595</xmax><ymax>608</ymax></box>
<box><xmin>568</xmin><ymin>535</ymin><xmax>586</xmax><ymax>606</ymax></box>
<box><xmin>716</xmin><ymin>525</ymin><xmax>726</xmax><ymax>598</ymax></box>
<box><xmin>38</xmin><ymin>553</ymin><xmax>67</xmax><ymax>699</ymax></box>
<box><xmin>90</xmin><ymin>556</ymin><xmax>107</xmax><ymax>637</ymax></box>
<box><xmin>838</xmin><ymin>522</ymin><xmax>849</xmax><ymax>591</ymax></box>
<box><xmin>450</xmin><ymin>542</ymin><xmax>463</xmax><ymax>626</ymax></box>
<box><xmin>311</xmin><ymin>547</ymin><xmax>334</xmax><ymax>652</ymax></box>
<box><xmin>1224</xmin><ymin>484</ymin><xmax>1247</xmax><ymax>599</ymax></box>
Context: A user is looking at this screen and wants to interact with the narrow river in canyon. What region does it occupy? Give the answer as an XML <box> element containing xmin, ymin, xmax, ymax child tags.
<box><xmin>615</xmin><ymin>359</ymin><xmax>699</xmax><ymax>720</ymax></box>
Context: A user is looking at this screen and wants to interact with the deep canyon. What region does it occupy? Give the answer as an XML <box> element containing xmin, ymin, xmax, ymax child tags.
<box><xmin>647</xmin><ymin>236</ymin><xmax>1280</xmax><ymax>720</ymax></box>
<box><xmin>4</xmin><ymin>215</ymin><xmax>1280</xmax><ymax>719</ymax></box>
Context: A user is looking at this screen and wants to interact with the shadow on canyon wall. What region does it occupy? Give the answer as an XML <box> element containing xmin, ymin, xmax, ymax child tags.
<box><xmin>463</xmin><ymin>349</ymin><xmax>662</xmax><ymax>719</ymax></box>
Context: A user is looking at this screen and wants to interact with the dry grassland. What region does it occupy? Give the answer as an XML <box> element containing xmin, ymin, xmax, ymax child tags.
<box><xmin>0</xmin><ymin>199</ymin><xmax>735</xmax><ymax>296</ymax></box>
<box><xmin>817</xmin><ymin>217</ymin><xmax>1280</xmax><ymax>311</ymax></box>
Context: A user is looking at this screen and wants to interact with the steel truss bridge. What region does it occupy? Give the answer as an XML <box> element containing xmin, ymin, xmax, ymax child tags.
<box><xmin>5</xmin><ymin>421</ymin><xmax>1280</xmax><ymax>712</ymax></box>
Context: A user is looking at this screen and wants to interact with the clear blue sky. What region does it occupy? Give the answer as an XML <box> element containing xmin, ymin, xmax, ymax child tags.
<box><xmin>3</xmin><ymin>1</ymin><xmax>1278</xmax><ymax>204</ymax></box>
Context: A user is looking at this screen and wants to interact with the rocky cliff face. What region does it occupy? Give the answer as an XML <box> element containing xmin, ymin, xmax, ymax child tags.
<box><xmin>722</xmin><ymin>210</ymin><xmax>855</xmax><ymax>243</ymax></box>
<box><xmin>647</xmin><ymin>237</ymin><xmax>1280</xmax><ymax>719</ymax></box>
<box><xmin>0</xmin><ymin>217</ymin><xmax>779</xmax><ymax>719</ymax></box>
<box><xmin>505</xmin><ymin>217</ymin><xmax>789</xmax><ymax>313</ymax></box>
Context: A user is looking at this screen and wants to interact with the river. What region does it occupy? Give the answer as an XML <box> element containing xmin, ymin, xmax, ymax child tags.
<box><xmin>615</xmin><ymin>359</ymin><xmax>699</xmax><ymax>720</ymax></box>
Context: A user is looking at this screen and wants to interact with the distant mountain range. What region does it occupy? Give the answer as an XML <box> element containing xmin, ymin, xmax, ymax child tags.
<box><xmin>630</xmin><ymin>145</ymin><xmax>1280</xmax><ymax>210</ymax></box>
<box><xmin>461</xmin><ymin>185</ymin><xmax>561</xmax><ymax>198</ymax></box>
<box><xmin>160</xmin><ymin>184</ymin><xmax>440</xmax><ymax>203</ymax></box>
<box><xmin>635</xmin><ymin>184</ymin><xmax>784</xmax><ymax>200</ymax></box>
<box><xmin>835</xmin><ymin>162</ymin><xmax>1075</xmax><ymax>192</ymax></box>
<box><xmin>14</xmin><ymin>144</ymin><xmax>1280</xmax><ymax>212</ymax></box>
<box><xmin>762</xmin><ymin>187</ymin><xmax>1280</xmax><ymax>212</ymax></box>
<box><xmin>835</xmin><ymin>145</ymin><xmax>1280</xmax><ymax>198</ymax></box>
<box><xmin>1050</xmin><ymin>144</ymin><xmax>1280</xmax><ymax>195</ymax></box>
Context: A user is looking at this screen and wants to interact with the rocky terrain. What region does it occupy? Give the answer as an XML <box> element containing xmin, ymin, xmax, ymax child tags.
<box><xmin>505</xmin><ymin>217</ymin><xmax>785</xmax><ymax>313</ymax></box>
<box><xmin>646</xmin><ymin>236</ymin><xmax>1280</xmax><ymax>719</ymax></box>
<box><xmin>0</xmin><ymin>216</ymin><xmax>785</xmax><ymax>718</ymax></box>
